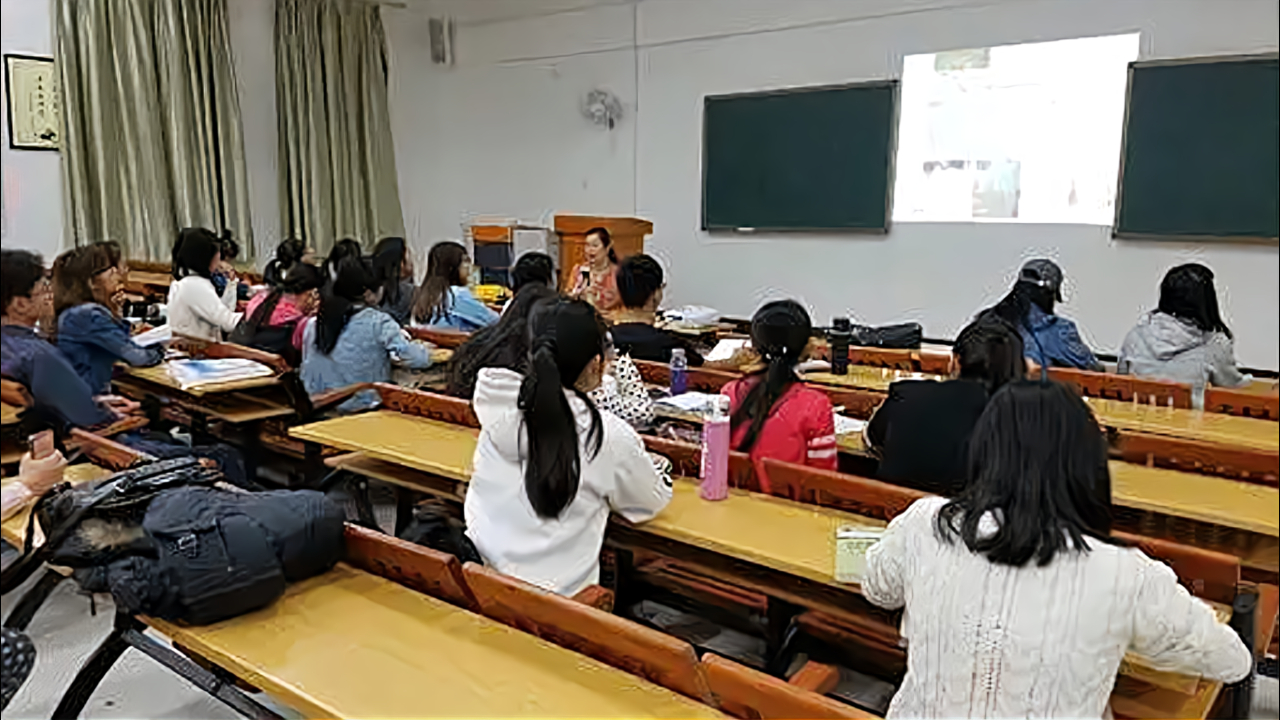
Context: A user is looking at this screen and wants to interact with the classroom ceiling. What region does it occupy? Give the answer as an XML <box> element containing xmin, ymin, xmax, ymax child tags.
<box><xmin>409</xmin><ymin>0</ymin><xmax>636</xmax><ymax>26</ymax></box>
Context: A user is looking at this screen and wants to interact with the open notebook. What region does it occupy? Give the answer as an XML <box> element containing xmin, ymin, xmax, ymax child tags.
<box><xmin>165</xmin><ymin>358</ymin><xmax>275</xmax><ymax>390</ymax></box>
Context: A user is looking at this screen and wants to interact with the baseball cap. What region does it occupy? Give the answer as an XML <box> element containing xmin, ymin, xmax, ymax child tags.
<box><xmin>1019</xmin><ymin>258</ymin><xmax>1064</xmax><ymax>302</ymax></box>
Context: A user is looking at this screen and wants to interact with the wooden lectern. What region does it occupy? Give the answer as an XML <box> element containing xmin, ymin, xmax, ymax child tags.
<box><xmin>553</xmin><ymin>215</ymin><xmax>653</xmax><ymax>291</ymax></box>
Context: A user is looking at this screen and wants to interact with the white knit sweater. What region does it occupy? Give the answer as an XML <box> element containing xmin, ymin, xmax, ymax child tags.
<box><xmin>864</xmin><ymin>497</ymin><xmax>1252</xmax><ymax>719</ymax></box>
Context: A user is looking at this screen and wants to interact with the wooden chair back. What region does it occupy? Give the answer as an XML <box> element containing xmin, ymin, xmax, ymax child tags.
<box><xmin>374</xmin><ymin>384</ymin><xmax>480</xmax><ymax>428</ymax></box>
<box><xmin>700</xmin><ymin>654</ymin><xmax>876</xmax><ymax>719</ymax></box>
<box><xmin>1049</xmin><ymin>368</ymin><xmax>1191</xmax><ymax>409</ymax></box>
<box><xmin>819</xmin><ymin>388</ymin><xmax>886</xmax><ymax>420</ymax></box>
<box><xmin>1205</xmin><ymin>386</ymin><xmax>1279</xmax><ymax>421</ymax></box>
<box><xmin>760</xmin><ymin>458</ymin><xmax>929</xmax><ymax>522</ymax></box>
<box><xmin>175</xmin><ymin>336</ymin><xmax>292</xmax><ymax>375</ymax></box>
<box><xmin>1112</xmin><ymin>531</ymin><xmax>1240</xmax><ymax>606</ymax></box>
<box><xmin>633</xmin><ymin>359</ymin><xmax>739</xmax><ymax>393</ymax></box>
<box><xmin>67</xmin><ymin>428</ymin><xmax>148</xmax><ymax>471</ymax></box>
<box><xmin>461</xmin><ymin>562</ymin><xmax>714</xmax><ymax>704</ymax></box>
<box><xmin>1112</xmin><ymin>432</ymin><xmax>1278</xmax><ymax>487</ymax></box>
<box><xmin>406</xmin><ymin>326</ymin><xmax>471</xmax><ymax>349</ymax></box>
<box><xmin>1130</xmin><ymin>377</ymin><xmax>1192</xmax><ymax>410</ymax></box>
<box><xmin>642</xmin><ymin>435</ymin><xmax>759</xmax><ymax>492</ymax></box>
<box><xmin>343</xmin><ymin>525</ymin><xmax>479</xmax><ymax>611</ymax></box>
<box><xmin>846</xmin><ymin>347</ymin><xmax>916</xmax><ymax>371</ymax></box>
<box><xmin>915</xmin><ymin>350</ymin><xmax>952</xmax><ymax>376</ymax></box>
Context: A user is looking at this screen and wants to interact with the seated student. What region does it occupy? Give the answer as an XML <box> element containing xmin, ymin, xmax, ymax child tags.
<box><xmin>372</xmin><ymin>236</ymin><xmax>416</xmax><ymax>326</ymax></box>
<box><xmin>610</xmin><ymin>254</ymin><xmax>704</xmax><ymax>366</ymax></box>
<box><xmin>981</xmin><ymin>258</ymin><xmax>1102</xmax><ymax>371</ymax></box>
<box><xmin>167</xmin><ymin>228</ymin><xmax>242</xmax><ymax>341</ymax></box>
<box><xmin>54</xmin><ymin>244</ymin><xmax>164</xmax><ymax>395</ymax></box>
<box><xmin>863</xmin><ymin>381</ymin><xmax>1251</xmax><ymax>718</ymax></box>
<box><xmin>865</xmin><ymin>318</ymin><xmax>1024</xmax><ymax>496</ymax></box>
<box><xmin>323</xmin><ymin>238</ymin><xmax>362</xmax><ymax>281</ymax></box>
<box><xmin>589</xmin><ymin>343</ymin><xmax>654</xmax><ymax>430</ymax></box>
<box><xmin>409</xmin><ymin>241</ymin><xmax>499</xmax><ymax>331</ymax></box>
<box><xmin>300</xmin><ymin>255</ymin><xmax>433</xmax><ymax>412</ymax></box>
<box><xmin>233</xmin><ymin>249</ymin><xmax>324</xmax><ymax>364</ymax></box>
<box><xmin>211</xmin><ymin>231</ymin><xmax>244</xmax><ymax>299</ymax></box>
<box><xmin>447</xmin><ymin>283</ymin><xmax>558</xmax><ymax>399</ymax></box>
<box><xmin>465</xmin><ymin>297</ymin><xmax>671</xmax><ymax>596</ymax></box>
<box><xmin>567</xmin><ymin>227</ymin><xmax>622</xmax><ymax>317</ymax></box>
<box><xmin>510</xmin><ymin>251</ymin><xmax>555</xmax><ymax>293</ymax></box>
<box><xmin>2</xmin><ymin>249</ymin><xmax>247</xmax><ymax>486</ymax></box>
<box><xmin>722</xmin><ymin>300</ymin><xmax>836</xmax><ymax>471</ymax></box>
<box><xmin>263</xmin><ymin>238</ymin><xmax>306</xmax><ymax>286</ymax></box>
<box><xmin>1119</xmin><ymin>263</ymin><xmax>1252</xmax><ymax>392</ymax></box>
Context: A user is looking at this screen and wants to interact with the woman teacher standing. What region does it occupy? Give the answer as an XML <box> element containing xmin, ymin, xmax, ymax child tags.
<box><xmin>567</xmin><ymin>227</ymin><xmax>621</xmax><ymax>317</ymax></box>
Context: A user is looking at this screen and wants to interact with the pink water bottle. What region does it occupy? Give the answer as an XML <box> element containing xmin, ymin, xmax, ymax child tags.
<box><xmin>700</xmin><ymin>395</ymin><xmax>731</xmax><ymax>501</ymax></box>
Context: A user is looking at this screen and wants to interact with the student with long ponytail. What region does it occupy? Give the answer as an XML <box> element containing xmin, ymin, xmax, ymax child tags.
<box><xmin>465</xmin><ymin>297</ymin><xmax>671</xmax><ymax>596</ymax></box>
<box><xmin>722</xmin><ymin>300</ymin><xmax>837</xmax><ymax>472</ymax></box>
<box><xmin>232</xmin><ymin>243</ymin><xmax>324</xmax><ymax>364</ymax></box>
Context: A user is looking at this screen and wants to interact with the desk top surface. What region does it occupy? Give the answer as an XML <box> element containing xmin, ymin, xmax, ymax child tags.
<box><xmin>1083</xmin><ymin>397</ymin><xmax>1279</xmax><ymax>451</ymax></box>
<box><xmin>0</xmin><ymin>402</ymin><xmax>20</xmax><ymax>426</ymax></box>
<box><xmin>1</xmin><ymin>463</ymin><xmax>109</xmax><ymax>548</ymax></box>
<box><xmin>290</xmin><ymin>411</ymin><xmax>477</xmax><ymax>481</ymax></box>
<box><xmin>122</xmin><ymin>363</ymin><xmax>280</xmax><ymax>397</ymax></box>
<box><xmin>147</xmin><ymin>564</ymin><xmax>722</xmax><ymax>719</ymax></box>
<box><xmin>1111</xmin><ymin>461</ymin><xmax>1278</xmax><ymax>536</ymax></box>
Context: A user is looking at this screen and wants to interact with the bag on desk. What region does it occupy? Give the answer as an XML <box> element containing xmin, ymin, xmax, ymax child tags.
<box><xmin>851</xmin><ymin>322</ymin><xmax>923</xmax><ymax>350</ymax></box>
<box><xmin>100</xmin><ymin>487</ymin><xmax>345</xmax><ymax>625</ymax></box>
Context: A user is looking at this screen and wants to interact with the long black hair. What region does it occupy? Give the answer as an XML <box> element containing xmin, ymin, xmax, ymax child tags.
<box><xmin>984</xmin><ymin>280</ymin><xmax>1055</xmax><ymax>331</ymax></box>
<box><xmin>244</xmin><ymin>261</ymin><xmax>324</xmax><ymax>335</ymax></box>
<box><xmin>936</xmin><ymin>380</ymin><xmax>1115</xmax><ymax>567</ymax></box>
<box><xmin>511</xmin><ymin>252</ymin><xmax>554</xmax><ymax>293</ymax></box>
<box><xmin>953</xmin><ymin>317</ymin><xmax>1026</xmax><ymax>395</ymax></box>
<box><xmin>323</xmin><ymin>239</ymin><xmax>363</xmax><ymax>281</ymax></box>
<box><xmin>1157</xmin><ymin>263</ymin><xmax>1232</xmax><ymax>339</ymax></box>
<box><xmin>411</xmin><ymin>241</ymin><xmax>468</xmax><ymax>325</ymax></box>
<box><xmin>373</xmin><ymin>237</ymin><xmax>409</xmax><ymax>307</ymax></box>
<box><xmin>315</xmin><ymin>256</ymin><xmax>377</xmax><ymax>355</ymax></box>
<box><xmin>520</xmin><ymin>297</ymin><xmax>607</xmax><ymax>519</ymax></box>
<box><xmin>172</xmin><ymin>228</ymin><xmax>221</xmax><ymax>281</ymax></box>
<box><xmin>586</xmin><ymin>227</ymin><xmax>618</xmax><ymax>265</ymax></box>
<box><xmin>448</xmin><ymin>283</ymin><xmax>558</xmax><ymax>399</ymax></box>
<box><xmin>730</xmin><ymin>300</ymin><xmax>812</xmax><ymax>453</ymax></box>
<box><xmin>264</xmin><ymin>239</ymin><xmax>306</xmax><ymax>286</ymax></box>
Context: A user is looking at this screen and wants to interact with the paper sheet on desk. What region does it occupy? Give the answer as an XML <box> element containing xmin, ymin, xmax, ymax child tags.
<box><xmin>132</xmin><ymin>324</ymin><xmax>172</xmax><ymax>347</ymax></box>
<box><xmin>705</xmin><ymin>338</ymin><xmax>748</xmax><ymax>363</ymax></box>
<box><xmin>655</xmin><ymin>392</ymin><xmax>722</xmax><ymax>414</ymax></box>
<box><xmin>166</xmin><ymin>358</ymin><xmax>274</xmax><ymax>389</ymax></box>
<box><xmin>834</xmin><ymin>414</ymin><xmax>866</xmax><ymax>436</ymax></box>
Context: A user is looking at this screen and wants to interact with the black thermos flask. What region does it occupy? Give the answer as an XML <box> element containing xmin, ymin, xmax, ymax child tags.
<box><xmin>830</xmin><ymin>317</ymin><xmax>852</xmax><ymax>375</ymax></box>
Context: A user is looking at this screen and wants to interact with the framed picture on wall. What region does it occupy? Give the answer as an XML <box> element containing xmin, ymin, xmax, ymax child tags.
<box><xmin>5</xmin><ymin>54</ymin><xmax>60</xmax><ymax>151</ymax></box>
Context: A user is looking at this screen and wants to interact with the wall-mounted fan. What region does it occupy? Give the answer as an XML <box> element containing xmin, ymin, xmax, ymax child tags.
<box><xmin>581</xmin><ymin>88</ymin><xmax>624</xmax><ymax>130</ymax></box>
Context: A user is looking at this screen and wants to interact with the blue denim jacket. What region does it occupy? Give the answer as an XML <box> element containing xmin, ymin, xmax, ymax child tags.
<box><xmin>1</xmin><ymin>324</ymin><xmax>113</xmax><ymax>428</ymax></box>
<box><xmin>300</xmin><ymin>307</ymin><xmax>434</xmax><ymax>412</ymax></box>
<box><xmin>1020</xmin><ymin>304</ymin><xmax>1102</xmax><ymax>371</ymax></box>
<box><xmin>414</xmin><ymin>286</ymin><xmax>499</xmax><ymax>332</ymax></box>
<box><xmin>57</xmin><ymin>303</ymin><xmax>164</xmax><ymax>394</ymax></box>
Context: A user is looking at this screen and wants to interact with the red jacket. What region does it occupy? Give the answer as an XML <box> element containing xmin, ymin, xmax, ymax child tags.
<box><xmin>722</xmin><ymin>378</ymin><xmax>838</xmax><ymax>475</ymax></box>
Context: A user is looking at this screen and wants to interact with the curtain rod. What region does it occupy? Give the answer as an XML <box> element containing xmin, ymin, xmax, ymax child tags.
<box><xmin>353</xmin><ymin>0</ymin><xmax>408</xmax><ymax>8</ymax></box>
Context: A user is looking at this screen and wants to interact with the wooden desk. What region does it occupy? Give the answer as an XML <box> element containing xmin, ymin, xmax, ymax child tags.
<box><xmin>1</xmin><ymin>402</ymin><xmax>20</xmax><ymax>426</ymax></box>
<box><xmin>148</xmin><ymin>564</ymin><xmax>722</xmax><ymax>719</ymax></box>
<box><xmin>290</xmin><ymin>411</ymin><xmax>477</xmax><ymax>482</ymax></box>
<box><xmin>803</xmin><ymin>368</ymin><xmax>933</xmax><ymax>394</ymax></box>
<box><xmin>122</xmin><ymin>363</ymin><xmax>280</xmax><ymax>397</ymax></box>
<box><xmin>1242</xmin><ymin>379</ymin><xmax>1280</xmax><ymax>397</ymax></box>
<box><xmin>1084</xmin><ymin>397</ymin><xmax>1279</xmax><ymax>452</ymax></box>
<box><xmin>1112</xmin><ymin>462</ymin><xmax>1278</xmax><ymax>537</ymax></box>
<box><xmin>1</xmin><ymin>464</ymin><xmax>109</xmax><ymax>548</ymax></box>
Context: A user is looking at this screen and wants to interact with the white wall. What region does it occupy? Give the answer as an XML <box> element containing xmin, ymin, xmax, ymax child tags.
<box><xmin>1</xmin><ymin>0</ymin><xmax>65</xmax><ymax>260</ymax></box>
<box><xmin>388</xmin><ymin>0</ymin><xmax>1280</xmax><ymax>369</ymax></box>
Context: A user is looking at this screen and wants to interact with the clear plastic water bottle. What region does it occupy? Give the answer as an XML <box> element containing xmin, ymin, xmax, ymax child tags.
<box><xmin>700</xmin><ymin>395</ymin><xmax>731</xmax><ymax>501</ymax></box>
<box><xmin>670</xmin><ymin>348</ymin><xmax>688</xmax><ymax>395</ymax></box>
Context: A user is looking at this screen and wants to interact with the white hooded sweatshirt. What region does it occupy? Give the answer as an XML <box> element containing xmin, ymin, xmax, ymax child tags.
<box><xmin>464</xmin><ymin>367</ymin><xmax>672</xmax><ymax>596</ymax></box>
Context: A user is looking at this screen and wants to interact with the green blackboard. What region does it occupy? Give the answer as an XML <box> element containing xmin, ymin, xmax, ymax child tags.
<box><xmin>1115</xmin><ymin>54</ymin><xmax>1279</xmax><ymax>241</ymax></box>
<box><xmin>702</xmin><ymin>81</ymin><xmax>898</xmax><ymax>232</ymax></box>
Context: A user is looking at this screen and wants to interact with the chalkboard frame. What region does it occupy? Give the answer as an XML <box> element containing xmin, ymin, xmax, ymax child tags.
<box><xmin>1112</xmin><ymin>52</ymin><xmax>1280</xmax><ymax>244</ymax></box>
<box><xmin>700</xmin><ymin>79</ymin><xmax>901</xmax><ymax>234</ymax></box>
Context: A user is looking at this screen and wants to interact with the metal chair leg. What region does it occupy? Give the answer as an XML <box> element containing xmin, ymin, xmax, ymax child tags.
<box><xmin>51</xmin><ymin>617</ymin><xmax>131</xmax><ymax>719</ymax></box>
<box><xmin>3</xmin><ymin>569</ymin><xmax>66</xmax><ymax>631</ymax></box>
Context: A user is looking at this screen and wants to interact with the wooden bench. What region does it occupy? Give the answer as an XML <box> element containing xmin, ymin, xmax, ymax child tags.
<box><xmin>702</xmin><ymin>653</ymin><xmax>875</xmax><ymax>719</ymax></box>
<box><xmin>1207</xmin><ymin>385</ymin><xmax>1280</xmax><ymax>421</ymax></box>
<box><xmin>405</xmin><ymin>326</ymin><xmax>471</xmax><ymax>349</ymax></box>
<box><xmin>1113</xmin><ymin>431</ymin><xmax>1278</xmax><ymax>487</ymax></box>
<box><xmin>1050</xmin><ymin>367</ymin><xmax>1192</xmax><ymax>409</ymax></box>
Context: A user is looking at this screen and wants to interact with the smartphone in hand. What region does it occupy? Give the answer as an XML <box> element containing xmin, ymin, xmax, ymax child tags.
<box><xmin>29</xmin><ymin>430</ymin><xmax>54</xmax><ymax>460</ymax></box>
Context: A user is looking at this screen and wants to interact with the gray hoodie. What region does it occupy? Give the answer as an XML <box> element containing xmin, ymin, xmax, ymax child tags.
<box><xmin>1118</xmin><ymin>312</ymin><xmax>1251</xmax><ymax>396</ymax></box>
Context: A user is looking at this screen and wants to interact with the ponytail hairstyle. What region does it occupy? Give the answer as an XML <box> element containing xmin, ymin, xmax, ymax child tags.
<box><xmin>372</xmin><ymin>236</ymin><xmax>409</xmax><ymax>307</ymax></box>
<box><xmin>411</xmin><ymin>241</ymin><xmax>469</xmax><ymax>325</ymax></box>
<box><xmin>586</xmin><ymin>227</ymin><xmax>618</xmax><ymax>265</ymax></box>
<box><xmin>1157</xmin><ymin>263</ymin><xmax>1231</xmax><ymax>339</ymax></box>
<box><xmin>447</xmin><ymin>282</ymin><xmax>558</xmax><ymax>399</ymax></box>
<box><xmin>315</xmin><ymin>255</ymin><xmax>377</xmax><ymax>355</ymax></box>
<box><xmin>519</xmin><ymin>297</ymin><xmax>607</xmax><ymax>519</ymax></box>
<box><xmin>323</xmin><ymin>238</ymin><xmax>363</xmax><ymax>282</ymax></box>
<box><xmin>730</xmin><ymin>300</ymin><xmax>813</xmax><ymax>453</ymax></box>
<box><xmin>952</xmin><ymin>317</ymin><xmax>1026</xmax><ymax>395</ymax></box>
<box><xmin>264</xmin><ymin>239</ymin><xmax>306</xmax><ymax>286</ymax></box>
<box><xmin>245</xmin><ymin>261</ymin><xmax>325</xmax><ymax>336</ymax></box>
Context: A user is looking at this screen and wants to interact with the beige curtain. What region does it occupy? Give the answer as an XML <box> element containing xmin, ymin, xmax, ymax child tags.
<box><xmin>276</xmin><ymin>0</ymin><xmax>404</xmax><ymax>255</ymax></box>
<box><xmin>56</xmin><ymin>0</ymin><xmax>252</xmax><ymax>261</ymax></box>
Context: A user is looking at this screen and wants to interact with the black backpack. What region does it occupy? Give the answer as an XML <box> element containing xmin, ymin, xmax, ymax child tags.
<box><xmin>228</xmin><ymin>319</ymin><xmax>301</xmax><ymax>367</ymax></box>
<box><xmin>97</xmin><ymin>487</ymin><xmax>345</xmax><ymax>625</ymax></box>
